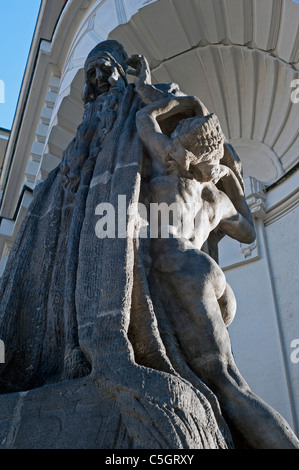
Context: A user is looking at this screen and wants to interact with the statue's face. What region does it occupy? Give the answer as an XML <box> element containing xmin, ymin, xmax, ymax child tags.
<box><xmin>83</xmin><ymin>55</ymin><xmax>126</xmax><ymax>103</ymax></box>
<box><xmin>190</xmin><ymin>145</ymin><xmax>224</xmax><ymax>183</ymax></box>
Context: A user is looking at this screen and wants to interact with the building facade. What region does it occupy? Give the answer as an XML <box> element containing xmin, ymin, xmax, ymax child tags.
<box><xmin>0</xmin><ymin>0</ymin><xmax>298</xmax><ymax>434</ymax></box>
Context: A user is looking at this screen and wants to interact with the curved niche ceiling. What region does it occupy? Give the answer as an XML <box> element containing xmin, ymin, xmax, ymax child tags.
<box><xmin>45</xmin><ymin>0</ymin><xmax>299</xmax><ymax>186</ymax></box>
<box><xmin>111</xmin><ymin>0</ymin><xmax>299</xmax><ymax>67</ymax></box>
<box><xmin>109</xmin><ymin>0</ymin><xmax>299</xmax><ymax>185</ymax></box>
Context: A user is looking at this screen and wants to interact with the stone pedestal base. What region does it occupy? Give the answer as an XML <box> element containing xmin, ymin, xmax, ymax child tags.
<box><xmin>0</xmin><ymin>375</ymin><xmax>231</xmax><ymax>449</ymax></box>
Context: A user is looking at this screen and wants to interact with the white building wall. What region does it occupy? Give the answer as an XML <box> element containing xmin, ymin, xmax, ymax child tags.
<box><xmin>219</xmin><ymin>170</ymin><xmax>299</xmax><ymax>431</ymax></box>
<box><xmin>224</xmin><ymin>219</ymin><xmax>295</xmax><ymax>429</ymax></box>
<box><xmin>265</xmin><ymin>189</ymin><xmax>299</xmax><ymax>430</ymax></box>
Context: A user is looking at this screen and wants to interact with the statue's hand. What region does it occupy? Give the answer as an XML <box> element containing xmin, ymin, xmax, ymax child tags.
<box><xmin>167</xmin><ymin>140</ymin><xmax>196</xmax><ymax>171</ymax></box>
<box><xmin>165</xmin><ymin>159</ymin><xmax>193</xmax><ymax>179</ymax></box>
<box><xmin>127</xmin><ymin>54</ymin><xmax>151</xmax><ymax>87</ymax></box>
<box><xmin>216</xmin><ymin>164</ymin><xmax>230</xmax><ymax>182</ymax></box>
<box><xmin>165</xmin><ymin>141</ymin><xmax>195</xmax><ymax>179</ymax></box>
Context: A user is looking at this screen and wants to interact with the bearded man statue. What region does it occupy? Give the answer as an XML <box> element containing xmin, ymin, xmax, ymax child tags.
<box><xmin>0</xmin><ymin>40</ymin><xmax>298</xmax><ymax>450</ymax></box>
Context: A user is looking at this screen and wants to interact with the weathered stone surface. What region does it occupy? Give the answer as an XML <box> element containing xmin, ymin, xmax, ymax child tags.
<box><xmin>0</xmin><ymin>375</ymin><xmax>232</xmax><ymax>449</ymax></box>
<box><xmin>0</xmin><ymin>40</ymin><xmax>298</xmax><ymax>450</ymax></box>
<box><xmin>0</xmin><ymin>377</ymin><xmax>129</xmax><ymax>449</ymax></box>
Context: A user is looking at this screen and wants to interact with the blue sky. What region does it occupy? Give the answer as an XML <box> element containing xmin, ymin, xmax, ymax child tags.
<box><xmin>0</xmin><ymin>0</ymin><xmax>42</xmax><ymax>130</ymax></box>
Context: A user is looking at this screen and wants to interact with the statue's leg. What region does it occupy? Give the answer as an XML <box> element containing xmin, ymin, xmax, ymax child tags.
<box><xmin>152</xmin><ymin>237</ymin><xmax>299</xmax><ymax>449</ymax></box>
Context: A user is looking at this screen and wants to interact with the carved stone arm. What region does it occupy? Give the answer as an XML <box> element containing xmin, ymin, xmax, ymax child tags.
<box><xmin>136</xmin><ymin>96</ymin><xmax>203</xmax><ymax>175</ymax></box>
<box><xmin>218</xmin><ymin>168</ymin><xmax>256</xmax><ymax>244</ymax></box>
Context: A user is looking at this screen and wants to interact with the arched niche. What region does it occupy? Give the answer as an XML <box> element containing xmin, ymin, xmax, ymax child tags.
<box><xmin>39</xmin><ymin>0</ymin><xmax>299</xmax><ymax>185</ymax></box>
<box><xmin>108</xmin><ymin>0</ymin><xmax>299</xmax><ymax>185</ymax></box>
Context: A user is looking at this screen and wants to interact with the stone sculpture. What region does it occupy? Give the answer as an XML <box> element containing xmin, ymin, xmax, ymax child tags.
<box><xmin>0</xmin><ymin>40</ymin><xmax>298</xmax><ymax>449</ymax></box>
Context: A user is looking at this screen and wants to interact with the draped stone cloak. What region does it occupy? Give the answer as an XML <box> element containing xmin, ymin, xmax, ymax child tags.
<box><xmin>0</xmin><ymin>84</ymin><xmax>234</xmax><ymax>448</ymax></box>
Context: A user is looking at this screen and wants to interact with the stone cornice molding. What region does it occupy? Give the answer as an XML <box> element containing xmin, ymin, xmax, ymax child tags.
<box><xmin>245</xmin><ymin>177</ymin><xmax>267</xmax><ymax>221</ymax></box>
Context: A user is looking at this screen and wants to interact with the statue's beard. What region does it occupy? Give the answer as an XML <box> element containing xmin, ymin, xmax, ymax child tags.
<box><xmin>95</xmin><ymin>81</ymin><xmax>110</xmax><ymax>95</ymax></box>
